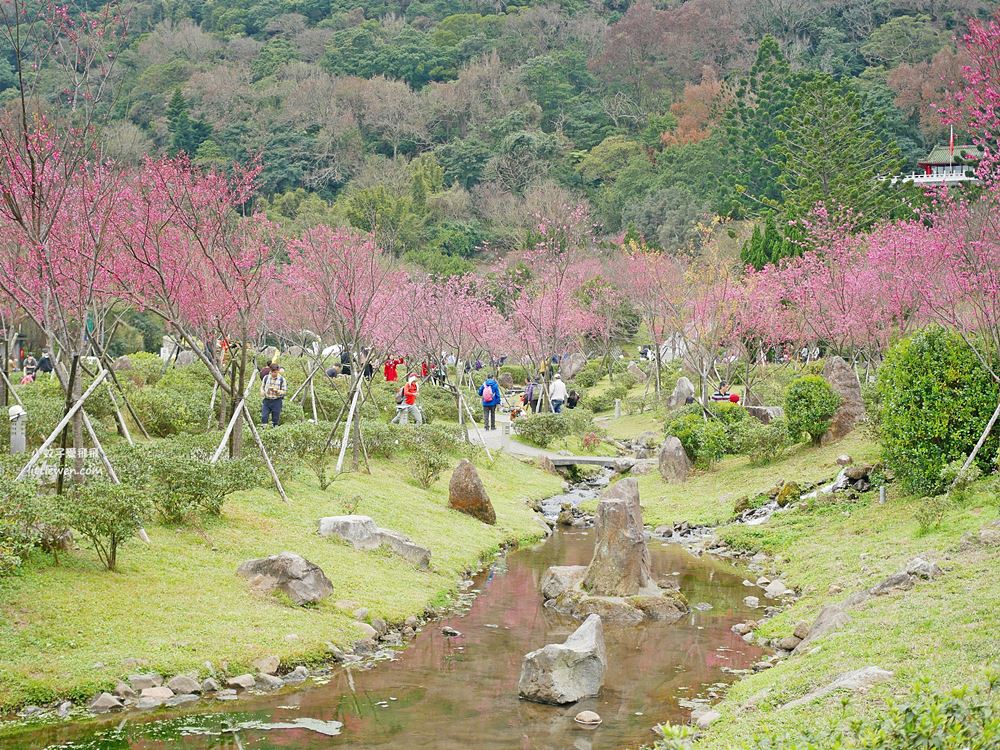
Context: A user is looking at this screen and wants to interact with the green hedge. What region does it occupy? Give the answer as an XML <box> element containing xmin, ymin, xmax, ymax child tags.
<box><xmin>785</xmin><ymin>374</ymin><xmax>841</xmax><ymax>445</ymax></box>
<box><xmin>877</xmin><ymin>326</ymin><xmax>999</xmax><ymax>495</ymax></box>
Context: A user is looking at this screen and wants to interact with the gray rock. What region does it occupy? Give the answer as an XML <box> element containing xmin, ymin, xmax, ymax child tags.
<box><xmin>693</xmin><ymin>708</ymin><xmax>721</xmax><ymax>728</ymax></box>
<box><xmin>905</xmin><ymin>556</ymin><xmax>942</xmax><ymax>580</ymax></box>
<box><xmin>175</xmin><ymin>350</ymin><xmax>198</xmax><ymax>366</ymax></box>
<box><xmin>237</xmin><ymin>552</ymin><xmax>334</xmax><ymax>605</ymax></box>
<box><xmin>128</xmin><ymin>673</ymin><xmax>163</xmax><ymax>691</ymax></box>
<box><xmin>166</xmin><ymin>675</ymin><xmax>201</xmax><ymax>694</ymax></box>
<box><xmin>113</xmin><ymin>682</ymin><xmax>136</xmax><ymax>699</ymax></box>
<box><xmin>88</xmin><ymin>692</ymin><xmax>123</xmax><ymax>713</ymax></box>
<box><xmin>627</xmin><ymin>362</ymin><xmax>648</xmax><ymax>383</ymax></box>
<box><xmin>57</xmin><ymin>701</ymin><xmax>73</xmax><ymax>718</ymax></box>
<box><xmin>764</xmin><ymin>579</ymin><xmax>792</xmax><ymax>599</ymax></box>
<box><xmin>776</xmin><ymin>636</ymin><xmax>802</xmax><ymax>651</ymax></box>
<box><xmin>746</xmin><ymin>406</ymin><xmax>785</xmax><ymax>424</ymax></box>
<box><xmin>215</xmin><ymin>689</ymin><xmax>238</xmax><ymax>701</ymax></box>
<box><xmin>201</xmin><ymin>678</ymin><xmax>221</xmax><ymax>693</ymax></box>
<box><xmin>842</xmin><ymin>590</ymin><xmax>871</xmax><ymax>609</ymax></box>
<box><xmin>136</xmin><ymin>697</ymin><xmax>165</xmax><ymax>710</ymax></box>
<box><xmin>657</xmin><ymin>436</ymin><xmax>692</xmax><ymax>484</ymax></box>
<box><xmin>498</xmin><ymin>371</ymin><xmax>515</xmax><ymax>390</ymax></box>
<box><xmin>318</xmin><ymin>515</ymin><xmax>431</xmax><ymax>569</ymax></box>
<box><xmin>356</xmin><ymin>622</ymin><xmax>378</xmax><ymax>639</ymax></box>
<box><xmin>165</xmin><ymin>694</ymin><xmax>200</xmax><ymax>707</ymax></box>
<box><xmin>731</xmin><ymin>622</ymin><xmax>753</xmax><ymax>636</ymax></box>
<box><xmin>283</xmin><ymin>666</ymin><xmax>309</xmax><ymax>684</ymax></box>
<box><xmin>668</xmin><ymin>376</ymin><xmax>696</xmax><ymax>408</ymax></box>
<box><xmin>112</xmin><ymin>355</ymin><xmax>133</xmax><ymax>371</ymax></box>
<box><xmin>540</xmin><ymin>565</ymin><xmax>588</xmax><ymax>600</ymax></box>
<box><xmin>448</xmin><ymin>460</ymin><xmax>496</xmax><ymax>525</ymax></box>
<box><xmin>518</xmin><ymin>614</ymin><xmax>607</xmax><ymax>705</ymax></box>
<box><xmin>227</xmin><ymin>674</ymin><xmax>256</xmax><ymax>690</ymax></box>
<box><xmin>821</xmin><ymin>356</ymin><xmax>866</xmax><ymax>443</ymax></box>
<box><xmin>140</xmin><ymin>686</ymin><xmax>174</xmax><ymax>700</ymax></box>
<box><xmin>744</xmin><ymin>596</ymin><xmax>760</xmax><ymax>608</ymax></box>
<box><xmin>792</xmin><ymin>621</ymin><xmax>811</xmax><ymax>640</ymax></box>
<box><xmin>253</xmin><ymin>656</ymin><xmax>280</xmax><ymax>675</ymax></box>
<box><xmin>256</xmin><ymin>673</ymin><xmax>285</xmax><ymax>690</ymax></box>
<box><xmin>560</xmin><ymin>353</ymin><xmax>588</xmax><ymax>381</ymax></box>
<box><xmin>836</xmin><ymin>454</ymin><xmax>853</xmax><ymax>466</ymax></box>
<box><xmin>780</xmin><ymin>666</ymin><xmax>893</xmax><ymax>710</ymax></box>
<box><xmin>869</xmin><ymin>571</ymin><xmax>915</xmax><ymax>596</ymax></box>
<box><xmin>794</xmin><ymin>605</ymin><xmax>851</xmax><ymax>653</ymax></box>
<box><xmin>582</xmin><ymin>479</ymin><xmax>654</xmax><ymax>597</ymax></box>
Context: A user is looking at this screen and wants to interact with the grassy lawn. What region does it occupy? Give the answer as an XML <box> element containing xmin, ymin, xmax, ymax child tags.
<box><xmin>698</xmin><ymin>482</ymin><xmax>999</xmax><ymax>746</ymax></box>
<box><xmin>0</xmin><ymin>453</ymin><xmax>560</xmax><ymax>714</ymax></box>
<box><xmin>635</xmin><ymin>433</ymin><xmax>881</xmax><ymax>528</ymax></box>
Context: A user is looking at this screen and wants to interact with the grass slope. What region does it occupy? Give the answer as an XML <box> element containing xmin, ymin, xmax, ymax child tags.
<box><xmin>0</xmin><ymin>454</ymin><xmax>560</xmax><ymax>713</ymax></box>
<box><xmin>700</xmin><ymin>483</ymin><xmax>999</xmax><ymax>746</ymax></box>
<box><xmin>637</xmin><ymin>433</ymin><xmax>881</xmax><ymax>528</ymax></box>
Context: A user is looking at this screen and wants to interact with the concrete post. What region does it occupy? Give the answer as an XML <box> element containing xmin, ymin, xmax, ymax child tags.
<box><xmin>9</xmin><ymin>405</ymin><xmax>27</xmax><ymax>454</ymax></box>
<box><xmin>614</xmin><ymin>399</ymin><xmax>622</xmax><ymax>418</ymax></box>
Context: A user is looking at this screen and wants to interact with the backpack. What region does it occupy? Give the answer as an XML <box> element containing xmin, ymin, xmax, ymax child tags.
<box><xmin>38</xmin><ymin>357</ymin><xmax>52</xmax><ymax>373</ymax></box>
<box><xmin>525</xmin><ymin>382</ymin><xmax>534</xmax><ymax>401</ymax></box>
<box><xmin>395</xmin><ymin>387</ymin><xmax>405</xmax><ymax>405</ymax></box>
<box><xmin>482</xmin><ymin>384</ymin><xmax>494</xmax><ymax>404</ymax></box>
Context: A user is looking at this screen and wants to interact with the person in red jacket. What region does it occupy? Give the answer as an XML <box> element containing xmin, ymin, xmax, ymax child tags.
<box><xmin>420</xmin><ymin>361</ymin><xmax>429</xmax><ymax>378</ymax></box>
<box><xmin>383</xmin><ymin>357</ymin><xmax>403</xmax><ymax>382</ymax></box>
<box><xmin>396</xmin><ymin>373</ymin><xmax>423</xmax><ymax>425</ymax></box>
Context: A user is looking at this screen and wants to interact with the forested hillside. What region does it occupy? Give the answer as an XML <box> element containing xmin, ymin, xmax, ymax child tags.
<box><xmin>5</xmin><ymin>0</ymin><xmax>996</xmax><ymax>272</ymax></box>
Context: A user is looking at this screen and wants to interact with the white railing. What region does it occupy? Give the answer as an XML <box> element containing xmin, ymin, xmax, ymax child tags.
<box><xmin>895</xmin><ymin>170</ymin><xmax>979</xmax><ymax>186</ymax></box>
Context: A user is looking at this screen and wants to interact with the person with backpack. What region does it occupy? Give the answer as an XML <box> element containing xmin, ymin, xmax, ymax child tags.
<box><xmin>566</xmin><ymin>389</ymin><xmax>580</xmax><ymax>409</ymax></box>
<box><xmin>37</xmin><ymin>351</ymin><xmax>53</xmax><ymax>375</ymax></box>
<box><xmin>548</xmin><ymin>373</ymin><xmax>568</xmax><ymax>413</ymax></box>
<box><xmin>522</xmin><ymin>379</ymin><xmax>536</xmax><ymax>414</ymax></box>
<box><xmin>478</xmin><ymin>374</ymin><xmax>501</xmax><ymax>431</ymax></box>
<box><xmin>22</xmin><ymin>353</ymin><xmax>37</xmax><ymax>378</ymax></box>
<box><xmin>393</xmin><ymin>373</ymin><xmax>423</xmax><ymax>425</ymax></box>
<box><xmin>260</xmin><ymin>363</ymin><xmax>287</xmax><ymax>428</ymax></box>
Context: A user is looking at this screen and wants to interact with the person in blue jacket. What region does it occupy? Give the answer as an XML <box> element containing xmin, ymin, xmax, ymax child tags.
<box><xmin>478</xmin><ymin>374</ymin><xmax>502</xmax><ymax>431</ymax></box>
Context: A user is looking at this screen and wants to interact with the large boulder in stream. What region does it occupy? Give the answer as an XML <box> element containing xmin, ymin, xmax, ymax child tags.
<box><xmin>518</xmin><ymin>614</ymin><xmax>607</xmax><ymax>705</ymax></box>
<box><xmin>657</xmin><ymin>436</ymin><xmax>692</xmax><ymax>484</ymax></box>
<box><xmin>237</xmin><ymin>552</ymin><xmax>333</xmax><ymax>605</ymax></box>
<box><xmin>541</xmin><ymin>566</ymin><xmax>588</xmax><ymax>600</ymax></box>
<box><xmin>821</xmin><ymin>356</ymin><xmax>866</xmax><ymax>444</ymax></box>
<box><xmin>582</xmin><ymin>479</ymin><xmax>654</xmax><ymax>597</ymax></box>
<box><xmin>318</xmin><ymin>515</ymin><xmax>431</xmax><ymax>569</ymax></box>
<box><xmin>448</xmin><ymin>460</ymin><xmax>496</xmax><ymax>525</ymax></box>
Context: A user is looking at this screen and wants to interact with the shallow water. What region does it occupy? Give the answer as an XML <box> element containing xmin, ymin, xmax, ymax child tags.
<box><xmin>6</xmin><ymin>528</ymin><xmax>764</xmax><ymax>750</ymax></box>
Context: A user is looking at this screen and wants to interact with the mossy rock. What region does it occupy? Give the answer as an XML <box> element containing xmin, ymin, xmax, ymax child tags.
<box><xmin>776</xmin><ymin>481</ymin><xmax>801</xmax><ymax>507</ymax></box>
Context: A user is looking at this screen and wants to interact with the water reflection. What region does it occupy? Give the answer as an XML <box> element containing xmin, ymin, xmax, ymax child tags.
<box><xmin>8</xmin><ymin>529</ymin><xmax>764</xmax><ymax>750</ymax></box>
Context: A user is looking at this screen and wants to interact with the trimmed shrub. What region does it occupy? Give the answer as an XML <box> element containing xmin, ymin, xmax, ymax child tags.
<box><xmin>785</xmin><ymin>375</ymin><xmax>841</xmax><ymax>445</ymax></box>
<box><xmin>514</xmin><ymin>413</ymin><xmax>571</xmax><ymax>448</ymax></box>
<box><xmin>148</xmin><ymin>441</ymin><xmax>258</xmax><ymax>523</ymax></box>
<box><xmin>732</xmin><ymin>418</ymin><xmax>791</xmax><ymax>465</ymax></box>
<box><xmin>584</xmin><ymin>389</ymin><xmax>615</xmax><ymax>412</ymax></box>
<box><xmin>409</xmin><ymin>443</ymin><xmax>449</xmax><ymax>488</ymax></box>
<box><xmin>498</xmin><ymin>364</ymin><xmax>528</xmax><ymax>385</ymax></box>
<box><xmin>0</xmin><ymin>477</ymin><xmax>46</xmax><ymax>576</ymax></box>
<box><xmin>664</xmin><ymin>411</ymin><xmax>727</xmax><ymax>469</ymax></box>
<box><xmin>877</xmin><ymin>326</ymin><xmax>999</xmax><ymax>495</ymax></box>
<box><xmin>64</xmin><ymin>481</ymin><xmax>153</xmax><ymax>570</ymax></box>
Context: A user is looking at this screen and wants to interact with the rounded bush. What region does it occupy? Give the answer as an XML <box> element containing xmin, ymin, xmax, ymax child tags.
<box><xmin>514</xmin><ymin>413</ymin><xmax>570</xmax><ymax>448</ymax></box>
<box><xmin>664</xmin><ymin>410</ymin><xmax>727</xmax><ymax>469</ymax></box>
<box><xmin>877</xmin><ymin>326</ymin><xmax>999</xmax><ymax>495</ymax></box>
<box><xmin>785</xmin><ymin>375</ymin><xmax>841</xmax><ymax>445</ymax></box>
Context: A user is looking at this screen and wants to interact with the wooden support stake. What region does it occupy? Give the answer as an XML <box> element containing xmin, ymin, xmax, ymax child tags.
<box><xmin>335</xmin><ymin>384</ymin><xmax>362</xmax><ymax>474</ymax></box>
<box><xmin>460</xmin><ymin>391</ymin><xmax>493</xmax><ymax>463</ymax></box>
<box><xmin>239</xmin><ymin>400</ymin><xmax>289</xmax><ymax>503</ymax></box>
<box><xmin>0</xmin><ymin>369</ymin><xmax>24</xmax><ymax>408</ymax></box>
<box><xmin>16</xmin><ymin>370</ymin><xmax>108</xmax><ymax>481</ymax></box>
<box><xmin>104</xmin><ymin>379</ymin><xmax>134</xmax><ymax>446</ymax></box>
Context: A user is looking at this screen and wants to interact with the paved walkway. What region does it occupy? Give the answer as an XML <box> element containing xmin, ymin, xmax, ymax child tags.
<box><xmin>468</xmin><ymin>413</ymin><xmax>632</xmax><ymax>469</ymax></box>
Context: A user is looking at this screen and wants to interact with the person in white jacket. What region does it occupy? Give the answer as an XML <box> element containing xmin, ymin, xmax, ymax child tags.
<box><xmin>548</xmin><ymin>373</ymin><xmax>568</xmax><ymax>412</ymax></box>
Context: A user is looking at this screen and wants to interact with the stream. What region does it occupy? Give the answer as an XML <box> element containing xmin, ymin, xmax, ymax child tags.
<box><xmin>6</xmin><ymin>518</ymin><xmax>765</xmax><ymax>750</ymax></box>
